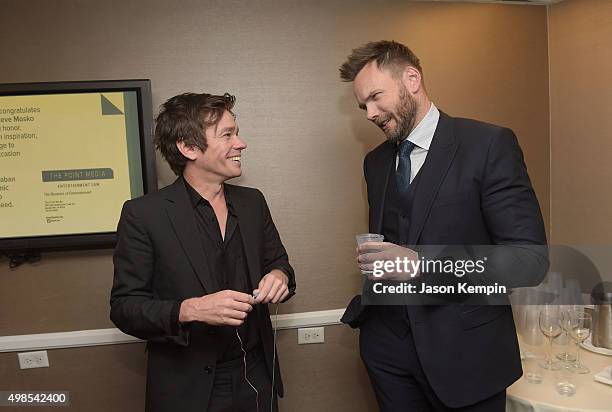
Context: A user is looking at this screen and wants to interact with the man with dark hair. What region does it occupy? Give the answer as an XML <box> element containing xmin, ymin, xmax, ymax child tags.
<box><xmin>340</xmin><ymin>41</ymin><xmax>548</xmax><ymax>411</ymax></box>
<box><xmin>110</xmin><ymin>92</ymin><xmax>295</xmax><ymax>412</ymax></box>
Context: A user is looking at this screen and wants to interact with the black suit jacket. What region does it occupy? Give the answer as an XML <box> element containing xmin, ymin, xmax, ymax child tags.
<box><xmin>110</xmin><ymin>178</ymin><xmax>295</xmax><ymax>412</ymax></box>
<box><xmin>343</xmin><ymin>112</ymin><xmax>548</xmax><ymax>407</ymax></box>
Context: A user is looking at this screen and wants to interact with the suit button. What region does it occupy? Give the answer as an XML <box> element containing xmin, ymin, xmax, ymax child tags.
<box><xmin>204</xmin><ymin>366</ymin><xmax>213</xmax><ymax>374</ymax></box>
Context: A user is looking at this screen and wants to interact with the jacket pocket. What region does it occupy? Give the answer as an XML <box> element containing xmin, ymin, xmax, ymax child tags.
<box><xmin>457</xmin><ymin>305</ymin><xmax>506</xmax><ymax>330</ymax></box>
<box><xmin>432</xmin><ymin>192</ymin><xmax>470</xmax><ymax>208</ymax></box>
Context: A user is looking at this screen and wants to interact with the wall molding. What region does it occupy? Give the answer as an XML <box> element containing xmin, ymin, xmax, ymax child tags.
<box><xmin>0</xmin><ymin>309</ymin><xmax>344</xmax><ymax>353</ymax></box>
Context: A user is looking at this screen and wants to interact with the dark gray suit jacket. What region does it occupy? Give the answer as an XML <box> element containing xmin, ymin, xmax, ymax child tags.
<box><xmin>343</xmin><ymin>112</ymin><xmax>548</xmax><ymax>407</ymax></box>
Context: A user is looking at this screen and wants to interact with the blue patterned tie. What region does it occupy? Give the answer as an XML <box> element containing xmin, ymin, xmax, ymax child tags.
<box><xmin>396</xmin><ymin>140</ymin><xmax>416</xmax><ymax>196</ymax></box>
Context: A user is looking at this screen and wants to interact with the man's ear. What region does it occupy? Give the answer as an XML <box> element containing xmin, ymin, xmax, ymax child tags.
<box><xmin>176</xmin><ymin>140</ymin><xmax>198</xmax><ymax>161</ymax></box>
<box><xmin>401</xmin><ymin>66</ymin><xmax>422</xmax><ymax>94</ymax></box>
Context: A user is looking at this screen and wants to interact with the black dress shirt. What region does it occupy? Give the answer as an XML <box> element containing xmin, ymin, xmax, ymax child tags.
<box><xmin>185</xmin><ymin>180</ymin><xmax>260</xmax><ymax>361</ymax></box>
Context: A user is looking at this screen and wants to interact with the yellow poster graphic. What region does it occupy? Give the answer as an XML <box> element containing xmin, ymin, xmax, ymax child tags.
<box><xmin>0</xmin><ymin>92</ymin><xmax>133</xmax><ymax>238</ymax></box>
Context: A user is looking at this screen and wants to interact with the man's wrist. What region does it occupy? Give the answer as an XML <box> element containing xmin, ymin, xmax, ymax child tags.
<box><xmin>178</xmin><ymin>299</ymin><xmax>192</xmax><ymax>323</ymax></box>
<box><xmin>272</xmin><ymin>268</ymin><xmax>290</xmax><ymax>284</ymax></box>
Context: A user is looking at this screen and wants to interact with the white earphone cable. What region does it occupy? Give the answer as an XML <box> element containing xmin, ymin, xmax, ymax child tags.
<box><xmin>271</xmin><ymin>302</ymin><xmax>279</xmax><ymax>412</ymax></box>
<box><xmin>236</xmin><ymin>301</ymin><xmax>281</xmax><ymax>412</ymax></box>
<box><xmin>236</xmin><ymin>328</ymin><xmax>259</xmax><ymax>412</ymax></box>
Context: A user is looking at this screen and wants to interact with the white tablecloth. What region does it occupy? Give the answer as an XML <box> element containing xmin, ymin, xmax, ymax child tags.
<box><xmin>507</xmin><ymin>339</ymin><xmax>612</xmax><ymax>412</ymax></box>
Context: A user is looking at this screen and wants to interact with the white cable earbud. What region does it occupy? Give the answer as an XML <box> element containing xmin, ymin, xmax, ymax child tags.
<box><xmin>270</xmin><ymin>302</ymin><xmax>280</xmax><ymax>412</ymax></box>
<box><xmin>236</xmin><ymin>328</ymin><xmax>259</xmax><ymax>411</ymax></box>
<box><xmin>236</xmin><ymin>299</ymin><xmax>280</xmax><ymax>412</ymax></box>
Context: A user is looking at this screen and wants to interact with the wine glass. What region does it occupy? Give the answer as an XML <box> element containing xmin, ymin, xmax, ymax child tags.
<box><xmin>568</xmin><ymin>311</ymin><xmax>592</xmax><ymax>374</ymax></box>
<box><xmin>539</xmin><ymin>306</ymin><xmax>562</xmax><ymax>370</ymax></box>
<box><xmin>556</xmin><ymin>308</ymin><xmax>577</xmax><ymax>362</ymax></box>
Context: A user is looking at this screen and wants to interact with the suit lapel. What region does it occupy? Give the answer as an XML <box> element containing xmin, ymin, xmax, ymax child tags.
<box><xmin>408</xmin><ymin>112</ymin><xmax>459</xmax><ymax>244</ymax></box>
<box><xmin>370</xmin><ymin>142</ymin><xmax>395</xmax><ymax>233</ymax></box>
<box><xmin>164</xmin><ymin>178</ymin><xmax>221</xmax><ymax>293</ymax></box>
<box><xmin>225</xmin><ymin>185</ymin><xmax>262</xmax><ymax>291</ymax></box>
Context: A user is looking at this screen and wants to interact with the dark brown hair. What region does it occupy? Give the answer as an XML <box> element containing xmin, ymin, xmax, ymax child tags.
<box><xmin>339</xmin><ymin>40</ymin><xmax>423</xmax><ymax>82</ymax></box>
<box><xmin>154</xmin><ymin>92</ymin><xmax>236</xmax><ymax>175</ymax></box>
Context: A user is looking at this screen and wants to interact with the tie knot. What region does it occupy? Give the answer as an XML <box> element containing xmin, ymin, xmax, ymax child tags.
<box><xmin>398</xmin><ymin>140</ymin><xmax>416</xmax><ymax>157</ymax></box>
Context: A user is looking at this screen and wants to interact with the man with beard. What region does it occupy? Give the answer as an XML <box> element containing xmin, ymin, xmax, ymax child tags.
<box><xmin>339</xmin><ymin>41</ymin><xmax>548</xmax><ymax>411</ymax></box>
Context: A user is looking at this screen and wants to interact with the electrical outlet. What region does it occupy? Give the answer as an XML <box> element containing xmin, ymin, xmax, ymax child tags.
<box><xmin>298</xmin><ymin>327</ymin><xmax>324</xmax><ymax>344</ymax></box>
<box><xmin>18</xmin><ymin>351</ymin><xmax>50</xmax><ymax>369</ymax></box>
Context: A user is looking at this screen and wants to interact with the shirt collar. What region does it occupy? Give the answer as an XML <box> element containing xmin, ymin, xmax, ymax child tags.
<box><xmin>184</xmin><ymin>178</ymin><xmax>204</xmax><ymax>209</ymax></box>
<box><xmin>402</xmin><ymin>102</ymin><xmax>439</xmax><ymax>151</ymax></box>
<box><xmin>183</xmin><ymin>178</ymin><xmax>235</xmax><ymax>214</ymax></box>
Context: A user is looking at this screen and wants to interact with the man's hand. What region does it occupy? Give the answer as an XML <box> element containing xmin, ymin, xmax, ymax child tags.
<box><xmin>179</xmin><ymin>290</ymin><xmax>254</xmax><ymax>326</ymax></box>
<box><xmin>357</xmin><ymin>241</ymin><xmax>420</xmax><ymax>281</ymax></box>
<box><xmin>254</xmin><ymin>269</ymin><xmax>289</xmax><ymax>304</ymax></box>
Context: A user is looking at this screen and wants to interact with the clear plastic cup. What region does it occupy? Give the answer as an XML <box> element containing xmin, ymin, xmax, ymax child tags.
<box><xmin>555</xmin><ymin>364</ymin><xmax>577</xmax><ymax>396</ymax></box>
<box><xmin>356</xmin><ymin>234</ymin><xmax>384</xmax><ymax>275</ymax></box>
<box><xmin>522</xmin><ymin>349</ymin><xmax>544</xmax><ymax>384</ymax></box>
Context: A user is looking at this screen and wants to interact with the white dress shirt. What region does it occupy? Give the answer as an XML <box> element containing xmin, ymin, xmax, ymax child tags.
<box><xmin>396</xmin><ymin>103</ymin><xmax>440</xmax><ymax>183</ymax></box>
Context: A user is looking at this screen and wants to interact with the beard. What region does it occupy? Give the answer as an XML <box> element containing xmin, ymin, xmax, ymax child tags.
<box><xmin>380</xmin><ymin>85</ymin><xmax>418</xmax><ymax>144</ymax></box>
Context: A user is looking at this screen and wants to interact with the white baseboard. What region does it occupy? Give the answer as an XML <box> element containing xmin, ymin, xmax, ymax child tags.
<box><xmin>0</xmin><ymin>309</ymin><xmax>345</xmax><ymax>353</ymax></box>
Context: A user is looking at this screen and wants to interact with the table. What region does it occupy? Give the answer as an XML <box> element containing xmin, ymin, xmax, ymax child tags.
<box><xmin>507</xmin><ymin>339</ymin><xmax>612</xmax><ymax>412</ymax></box>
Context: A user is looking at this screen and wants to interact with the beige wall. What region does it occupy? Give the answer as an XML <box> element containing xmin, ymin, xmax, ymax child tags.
<box><xmin>549</xmin><ymin>0</ymin><xmax>612</xmax><ymax>245</ymax></box>
<box><xmin>0</xmin><ymin>326</ymin><xmax>377</xmax><ymax>412</ymax></box>
<box><xmin>0</xmin><ymin>0</ymin><xmax>550</xmax><ymax>330</ymax></box>
<box><xmin>0</xmin><ymin>1</ymin><xmax>550</xmax><ymax>411</ymax></box>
